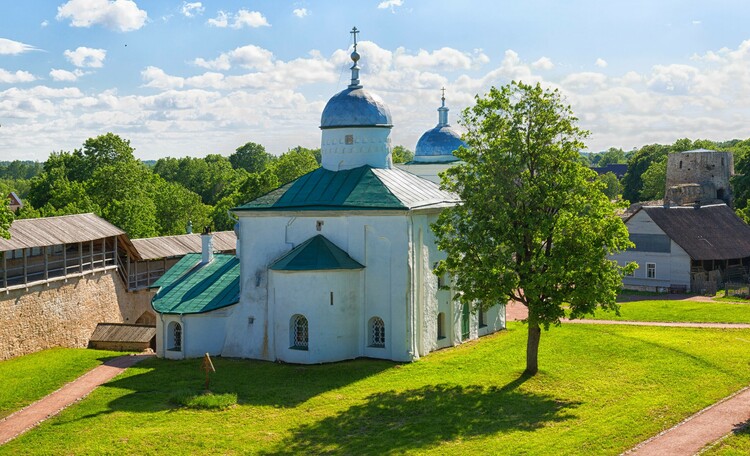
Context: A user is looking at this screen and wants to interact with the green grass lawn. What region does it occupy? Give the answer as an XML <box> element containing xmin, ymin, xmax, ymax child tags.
<box><xmin>0</xmin><ymin>348</ymin><xmax>125</xmax><ymax>420</ymax></box>
<box><xmin>586</xmin><ymin>298</ymin><xmax>750</xmax><ymax>323</ymax></box>
<box><xmin>703</xmin><ymin>428</ymin><xmax>750</xmax><ymax>455</ymax></box>
<box><xmin>3</xmin><ymin>323</ymin><xmax>750</xmax><ymax>455</ymax></box>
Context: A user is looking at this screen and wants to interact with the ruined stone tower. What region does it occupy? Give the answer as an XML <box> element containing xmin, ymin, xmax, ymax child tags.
<box><xmin>665</xmin><ymin>149</ymin><xmax>734</xmax><ymax>206</ymax></box>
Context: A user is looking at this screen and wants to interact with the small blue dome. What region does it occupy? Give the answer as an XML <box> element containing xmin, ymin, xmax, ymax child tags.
<box><xmin>414</xmin><ymin>126</ymin><xmax>465</xmax><ymax>161</ymax></box>
<box><xmin>320</xmin><ymin>87</ymin><xmax>393</xmax><ymax>129</ymax></box>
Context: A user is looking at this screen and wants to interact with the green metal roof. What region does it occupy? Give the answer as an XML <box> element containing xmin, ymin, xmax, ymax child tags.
<box><xmin>269</xmin><ymin>235</ymin><xmax>364</xmax><ymax>271</ymax></box>
<box><xmin>151</xmin><ymin>253</ymin><xmax>240</xmax><ymax>314</ymax></box>
<box><xmin>232</xmin><ymin>165</ymin><xmax>458</xmax><ymax>212</ymax></box>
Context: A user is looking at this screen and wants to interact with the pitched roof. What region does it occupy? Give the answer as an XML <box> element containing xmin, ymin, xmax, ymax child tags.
<box><xmin>638</xmin><ymin>204</ymin><xmax>750</xmax><ymax>260</ymax></box>
<box><xmin>130</xmin><ymin>231</ymin><xmax>236</xmax><ymax>261</ymax></box>
<box><xmin>151</xmin><ymin>253</ymin><xmax>240</xmax><ymax>314</ymax></box>
<box><xmin>233</xmin><ymin>165</ymin><xmax>459</xmax><ymax>212</ymax></box>
<box><xmin>0</xmin><ymin>213</ymin><xmax>124</xmax><ymax>252</ymax></box>
<box><xmin>269</xmin><ymin>235</ymin><xmax>364</xmax><ymax>271</ymax></box>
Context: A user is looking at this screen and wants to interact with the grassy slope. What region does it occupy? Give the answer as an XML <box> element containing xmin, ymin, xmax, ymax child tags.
<box><xmin>0</xmin><ymin>348</ymin><xmax>124</xmax><ymax>419</ymax></box>
<box><xmin>3</xmin><ymin>323</ymin><xmax>750</xmax><ymax>455</ymax></box>
<box><xmin>586</xmin><ymin>299</ymin><xmax>750</xmax><ymax>323</ymax></box>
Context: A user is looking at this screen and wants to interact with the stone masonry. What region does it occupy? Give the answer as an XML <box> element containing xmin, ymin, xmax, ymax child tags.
<box><xmin>0</xmin><ymin>271</ymin><xmax>127</xmax><ymax>361</ymax></box>
<box><xmin>665</xmin><ymin>149</ymin><xmax>733</xmax><ymax>206</ymax></box>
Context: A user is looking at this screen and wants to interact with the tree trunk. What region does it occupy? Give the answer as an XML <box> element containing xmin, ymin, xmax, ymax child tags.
<box><xmin>525</xmin><ymin>321</ymin><xmax>541</xmax><ymax>376</ymax></box>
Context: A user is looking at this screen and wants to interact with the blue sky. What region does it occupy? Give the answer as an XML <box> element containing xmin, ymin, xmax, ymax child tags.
<box><xmin>2</xmin><ymin>1</ymin><xmax>750</xmax><ymax>161</ymax></box>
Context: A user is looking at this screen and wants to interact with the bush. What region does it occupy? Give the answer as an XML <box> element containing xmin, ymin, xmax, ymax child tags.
<box><xmin>169</xmin><ymin>390</ymin><xmax>237</xmax><ymax>410</ymax></box>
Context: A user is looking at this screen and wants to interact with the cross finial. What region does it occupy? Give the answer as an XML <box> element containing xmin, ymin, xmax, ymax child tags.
<box><xmin>350</xmin><ymin>26</ymin><xmax>359</xmax><ymax>51</ymax></box>
<box><xmin>441</xmin><ymin>87</ymin><xmax>446</xmax><ymax>99</ymax></box>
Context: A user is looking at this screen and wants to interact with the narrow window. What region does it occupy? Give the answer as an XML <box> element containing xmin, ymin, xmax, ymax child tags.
<box><xmin>679</xmin><ymin>160</ymin><xmax>682</xmax><ymax>169</ymax></box>
<box><xmin>290</xmin><ymin>315</ymin><xmax>308</xmax><ymax>350</ymax></box>
<box><xmin>369</xmin><ymin>317</ymin><xmax>385</xmax><ymax>348</ymax></box>
<box><xmin>646</xmin><ymin>262</ymin><xmax>656</xmax><ymax>279</ymax></box>
<box><xmin>168</xmin><ymin>322</ymin><xmax>182</xmax><ymax>351</ymax></box>
<box><xmin>345</xmin><ymin>134</ymin><xmax>354</xmax><ymax>145</ymax></box>
<box><xmin>437</xmin><ymin>312</ymin><xmax>446</xmax><ymax>340</ymax></box>
<box><xmin>479</xmin><ymin>309</ymin><xmax>487</xmax><ymax>328</ymax></box>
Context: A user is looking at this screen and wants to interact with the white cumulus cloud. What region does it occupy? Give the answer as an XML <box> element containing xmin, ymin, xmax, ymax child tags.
<box><xmin>208</xmin><ymin>9</ymin><xmax>270</xmax><ymax>28</ymax></box>
<box><xmin>64</xmin><ymin>47</ymin><xmax>107</xmax><ymax>68</ymax></box>
<box><xmin>595</xmin><ymin>58</ymin><xmax>608</xmax><ymax>68</ymax></box>
<box><xmin>181</xmin><ymin>2</ymin><xmax>203</xmax><ymax>17</ymax></box>
<box><xmin>378</xmin><ymin>0</ymin><xmax>403</xmax><ymax>10</ymax></box>
<box><xmin>0</xmin><ymin>68</ymin><xmax>36</xmax><ymax>83</ymax></box>
<box><xmin>0</xmin><ymin>38</ymin><xmax>39</xmax><ymax>55</ymax></box>
<box><xmin>532</xmin><ymin>57</ymin><xmax>554</xmax><ymax>70</ymax></box>
<box><xmin>293</xmin><ymin>8</ymin><xmax>308</xmax><ymax>18</ymax></box>
<box><xmin>50</xmin><ymin>68</ymin><xmax>86</xmax><ymax>81</ymax></box>
<box><xmin>193</xmin><ymin>44</ymin><xmax>274</xmax><ymax>71</ymax></box>
<box><xmin>56</xmin><ymin>0</ymin><xmax>148</xmax><ymax>32</ymax></box>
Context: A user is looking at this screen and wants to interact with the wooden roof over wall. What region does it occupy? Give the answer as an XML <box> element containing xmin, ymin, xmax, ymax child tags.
<box><xmin>0</xmin><ymin>213</ymin><xmax>125</xmax><ymax>252</ymax></box>
<box><xmin>129</xmin><ymin>231</ymin><xmax>236</xmax><ymax>261</ymax></box>
<box><xmin>89</xmin><ymin>323</ymin><xmax>156</xmax><ymax>343</ymax></box>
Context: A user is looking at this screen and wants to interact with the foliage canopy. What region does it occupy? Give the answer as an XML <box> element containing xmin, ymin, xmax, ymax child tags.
<box><xmin>433</xmin><ymin>81</ymin><xmax>634</xmax><ymax>375</ymax></box>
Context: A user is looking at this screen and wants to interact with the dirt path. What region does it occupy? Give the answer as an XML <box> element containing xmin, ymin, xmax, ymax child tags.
<box><xmin>0</xmin><ymin>353</ymin><xmax>153</xmax><ymax>445</ymax></box>
<box><xmin>625</xmin><ymin>387</ymin><xmax>750</xmax><ymax>455</ymax></box>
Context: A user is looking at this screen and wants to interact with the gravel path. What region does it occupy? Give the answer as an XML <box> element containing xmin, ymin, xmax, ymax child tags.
<box><xmin>0</xmin><ymin>354</ymin><xmax>153</xmax><ymax>445</ymax></box>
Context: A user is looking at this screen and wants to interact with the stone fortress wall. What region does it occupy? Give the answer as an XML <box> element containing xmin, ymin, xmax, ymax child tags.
<box><xmin>665</xmin><ymin>150</ymin><xmax>734</xmax><ymax>206</ymax></box>
<box><xmin>0</xmin><ymin>270</ymin><xmax>156</xmax><ymax>361</ymax></box>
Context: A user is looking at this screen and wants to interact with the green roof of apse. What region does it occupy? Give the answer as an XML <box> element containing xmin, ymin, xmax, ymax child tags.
<box><xmin>151</xmin><ymin>253</ymin><xmax>240</xmax><ymax>314</ymax></box>
<box><xmin>232</xmin><ymin>165</ymin><xmax>458</xmax><ymax>212</ymax></box>
<box><xmin>269</xmin><ymin>235</ymin><xmax>364</xmax><ymax>271</ymax></box>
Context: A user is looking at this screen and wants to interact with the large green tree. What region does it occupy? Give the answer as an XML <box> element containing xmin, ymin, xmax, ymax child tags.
<box><xmin>433</xmin><ymin>82</ymin><xmax>634</xmax><ymax>375</ymax></box>
<box><xmin>639</xmin><ymin>156</ymin><xmax>668</xmax><ymax>201</ymax></box>
<box><xmin>622</xmin><ymin>144</ymin><xmax>670</xmax><ymax>203</ymax></box>
<box><xmin>229</xmin><ymin>142</ymin><xmax>273</xmax><ymax>173</ymax></box>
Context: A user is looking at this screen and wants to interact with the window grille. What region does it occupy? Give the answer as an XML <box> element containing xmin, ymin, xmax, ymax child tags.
<box><xmin>646</xmin><ymin>263</ymin><xmax>656</xmax><ymax>279</ymax></box>
<box><xmin>291</xmin><ymin>315</ymin><xmax>308</xmax><ymax>350</ymax></box>
<box><xmin>370</xmin><ymin>317</ymin><xmax>385</xmax><ymax>348</ymax></box>
<box><xmin>173</xmin><ymin>323</ymin><xmax>182</xmax><ymax>351</ymax></box>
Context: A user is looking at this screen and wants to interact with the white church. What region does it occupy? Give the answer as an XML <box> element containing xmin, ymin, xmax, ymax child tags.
<box><xmin>151</xmin><ymin>29</ymin><xmax>505</xmax><ymax>364</ymax></box>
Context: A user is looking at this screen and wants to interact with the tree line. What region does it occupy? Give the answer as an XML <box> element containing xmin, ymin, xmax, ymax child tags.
<box><xmin>0</xmin><ymin>135</ymin><xmax>415</xmax><ymax>238</ymax></box>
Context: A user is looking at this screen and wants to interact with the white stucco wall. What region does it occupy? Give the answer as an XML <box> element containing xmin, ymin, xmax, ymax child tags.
<box><xmin>321</xmin><ymin>127</ymin><xmax>393</xmax><ymax>170</ymax></box>
<box><xmin>156</xmin><ymin>307</ymin><xmax>234</xmax><ymax>359</ymax></box>
<box><xmin>270</xmin><ymin>269</ymin><xmax>364</xmax><ymax>364</ymax></box>
<box><xmin>395</xmin><ymin>163</ymin><xmax>453</xmax><ymax>184</ymax></box>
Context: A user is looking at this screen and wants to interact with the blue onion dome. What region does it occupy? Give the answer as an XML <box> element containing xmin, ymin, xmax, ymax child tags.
<box><xmin>320</xmin><ymin>26</ymin><xmax>392</xmax><ymax>130</ymax></box>
<box><xmin>320</xmin><ymin>87</ymin><xmax>393</xmax><ymax>129</ymax></box>
<box><xmin>413</xmin><ymin>90</ymin><xmax>465</xmax><ymax>163</ymax></box>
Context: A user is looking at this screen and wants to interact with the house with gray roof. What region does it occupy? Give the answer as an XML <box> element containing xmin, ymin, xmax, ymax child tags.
<box><xmin>612</xmin><ymin>204</ymin><xmax>750</xmax><ymax>293</ymax></box>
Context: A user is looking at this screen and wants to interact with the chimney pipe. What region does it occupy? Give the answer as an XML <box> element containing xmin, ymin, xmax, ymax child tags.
<box><xmin>201</xmin><ymin>226</ymin><xmax>214</xmax><ymax>264</ymax></box>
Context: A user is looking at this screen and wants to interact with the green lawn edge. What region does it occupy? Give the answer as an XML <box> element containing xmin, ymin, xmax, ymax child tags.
<box><xmin>3</xmin><ymin>323</ymin><xmax>750</xmax><ymax>455</ymax></box>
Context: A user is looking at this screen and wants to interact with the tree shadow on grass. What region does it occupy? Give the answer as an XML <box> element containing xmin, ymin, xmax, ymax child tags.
<box><xmin>262</xmin><ymin>374</ymin><xmax>580</xmax><ymax>455</ymax></box>
<box><xmin>64</xmin><ymin>356</ymin><xmax>396</xmax><ymax>422</ymax></box>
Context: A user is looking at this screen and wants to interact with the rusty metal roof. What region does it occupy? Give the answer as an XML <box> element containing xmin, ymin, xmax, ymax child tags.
<box><xmin>0</xmin><ymin>213</ymin><xmax>125</xmax><ymax>251</ymax></box>
<box><xmin>89</xmin><ymin>323</ymin><xmax>156</xmax><ymax>343</ymax></box>
<box><xmin>130</xmin><ymin>231</ymin><xmax>236</xmax><ymax>261</ymax></box>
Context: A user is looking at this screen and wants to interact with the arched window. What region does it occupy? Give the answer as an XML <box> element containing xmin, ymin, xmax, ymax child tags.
<box><xmin>369</xmin><ymin>317</ymin><xmax>385</xmax><ymax>348</ymax></box>
<box><xmin>168</xmin><ymin>322</ymin><xmax>182</xmax><ymax>351</ymax></box>
<box><xmin>437</xmin><ymin>312</ymin><xmax>446</xmax><ymax>340</ymax></box>
<box><xmin>290</xmin><ymin>315</ymin><xmax>308</xmax><ymax>350</ymax></box>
